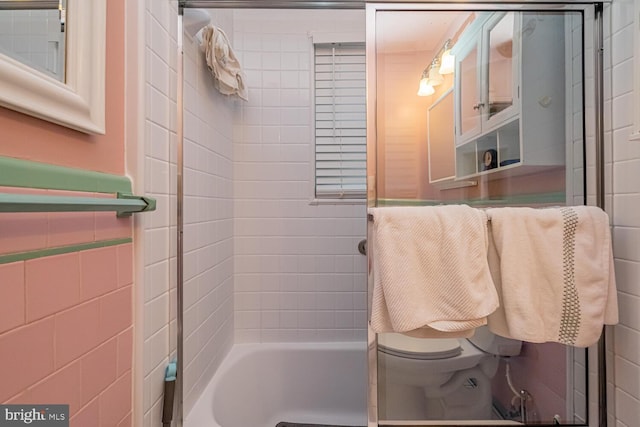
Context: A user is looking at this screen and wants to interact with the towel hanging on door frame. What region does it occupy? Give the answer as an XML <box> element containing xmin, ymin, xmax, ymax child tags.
<box><xmin>368</xmin><ymin>205</ymin><xmax>500</xmax><ymax>337</ymax></box>
<box><xmin>486</xmin><ymin>205</ymin><xmax>618</xmax><ymax>348</ymax></box>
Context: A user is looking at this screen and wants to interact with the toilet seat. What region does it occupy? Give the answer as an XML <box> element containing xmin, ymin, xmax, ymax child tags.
<box><xmin>377</xmin><ymin>333</ymin><xmax>462</xmax><ymax>360</ymax></box>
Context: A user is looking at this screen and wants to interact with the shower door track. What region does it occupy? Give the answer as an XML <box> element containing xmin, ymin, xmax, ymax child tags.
<box><xmin>179</xmin><ymin>0</ymin><xmax>610</xmax><ymax>9</ymax></box>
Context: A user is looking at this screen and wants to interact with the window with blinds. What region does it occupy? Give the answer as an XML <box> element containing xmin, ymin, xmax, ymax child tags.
<box><xmin>314</xmin><ymin>42</ymin><xmax>366</xmax><ymax>199</ymax></box>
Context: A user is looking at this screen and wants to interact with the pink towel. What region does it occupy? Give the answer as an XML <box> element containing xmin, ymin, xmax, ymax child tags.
<box><xmin>369</xmin><ymin>205</ymin><xmax>499</xmax><ymax>337</ymax></box>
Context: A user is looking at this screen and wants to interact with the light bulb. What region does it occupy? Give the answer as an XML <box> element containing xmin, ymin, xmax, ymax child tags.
<box><xmin>427</xmin><ymin>65</ymin><xmax>444</xmax><ymax>86</ymax></box>
<box><xmin>417</xmin><ymin>78</ymin><xmax>435</xmax><ymax>96</ymax></box>
<box><xmin>439</xmin><ymin>49</ymin><xmax>455</xmax><ymax>75</ymax></box>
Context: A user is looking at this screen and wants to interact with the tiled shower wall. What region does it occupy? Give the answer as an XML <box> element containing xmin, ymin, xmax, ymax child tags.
<box><xmin>182</xmin><ymin>9</ymin><xmax>235</xmax><ymax>415</ymax></box>
<box><xmin>607</xmin><ymin>0</ymin><xmax>640</xmax><ymax>425</ymax></box>
<box><xmin>232</xmin><ymin>9</ymin><xmax>368</xmax><ymax>343</ymax></box>
<box><xmin>141</xmin><ymin>0</ymin><xmax>178</xmax><ymax>425</ymax></box>
<box><xmin>140</xmin><ymin>1</ymin><xmax>237</xmax><ymax>422</ymax></box>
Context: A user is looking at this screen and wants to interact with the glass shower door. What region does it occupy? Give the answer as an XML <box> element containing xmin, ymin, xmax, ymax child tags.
<box><xmin>367</xmin><ymin>3</ymin><xmax>600</xmax><ymax>426</ymax></box>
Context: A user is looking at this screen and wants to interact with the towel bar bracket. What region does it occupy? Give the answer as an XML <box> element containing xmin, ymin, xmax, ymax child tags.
<box><xmin>116</xmin><ymin>192</ymin><xmax>157</xmax><ymax>217</ymax></box>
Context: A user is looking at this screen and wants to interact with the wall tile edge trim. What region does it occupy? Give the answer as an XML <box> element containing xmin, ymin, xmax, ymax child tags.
<box><xmin>0</xmin><ymin>156</ymin><xmax>132</xmax><ymax>194</ymax></box>
<box><xmin>0</xmin><ymin>238</ymin><xmax>132</xmax><ymax>264</ymax></box>
<box><xmin>376</xmin><ymin>191</ymin><xmax>567</xmax><ymax>207</ymax></box>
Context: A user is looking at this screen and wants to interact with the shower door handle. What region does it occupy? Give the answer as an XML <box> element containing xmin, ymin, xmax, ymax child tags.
<box><xmin>358</xmin><ymin>239</ymin><xmax>367</xmax><ymax>256</ymax></box>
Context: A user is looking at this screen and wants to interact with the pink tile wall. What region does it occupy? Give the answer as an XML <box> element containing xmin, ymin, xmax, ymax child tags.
<box><xmin>0</xmin><ymin>187</ymin><xmax>132</xmax><ymax>256</ymax></box>
<box><xmin>0</xmin><ymin>243</ymin><xmax>134</xmax><ymax>427</ymax></box>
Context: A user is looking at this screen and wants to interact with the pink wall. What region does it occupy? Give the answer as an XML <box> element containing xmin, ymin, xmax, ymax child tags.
<box><xmin>0</xmin><ymin>244</ymin><xmax>133</xmax><ymax>427</ymax></box>
<box><xmin>492</xmin><ymin>342</ymin><xmax>567</xmax><ymax>422</ymax></box>
<box><xmin>0</xmin><ymin>0</ymin><xmax>126</xmax><ymax>175</ymax></box>
<box><xmin>0</xmin><ymin>1</ymin><xmax>134</xmax><ymax>426</ymax></box>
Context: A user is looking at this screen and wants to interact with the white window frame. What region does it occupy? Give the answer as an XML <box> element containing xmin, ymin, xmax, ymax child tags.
<box><xmin>309</xmin><ymin>33</ymin><xmax>367</xmax><ymax>204</ymax></box>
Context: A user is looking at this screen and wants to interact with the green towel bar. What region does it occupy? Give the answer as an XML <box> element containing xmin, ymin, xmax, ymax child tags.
<box><xmin>0</xmin><ymin>192</ymin><xmax>156</xmax><ymax>217</ymax></box>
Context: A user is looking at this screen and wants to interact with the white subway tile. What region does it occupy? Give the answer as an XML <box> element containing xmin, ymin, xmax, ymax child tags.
<box><xmin>611</xmin><ymin>24</ymin><xmax>633</xmax><ymax>66</ymax></box>
<box><xmin>261</xmin><ymin>311</ymin><xmax>280</xmax><ymax>328</ymax></box>
<box><xmin>611</xmin><ymin>0</ymin><xmax>634</xmax><ymax>33</ymax></box>
<box><xmin>281</xmin><ymin>70</ymin><xmax>300</xmax><ymax>89</ymax></box>
<box><xmin>261</xmin><ymin>34</ymin><xmax>281</xmax><ymax>51</ymax></box>
<box><xmin>613</xmin><ymin>259</ymin><xmax>640</xmax><ymax>297</ymax></box>
<box><xmin>614</xmin><ymin>325</ymin><xmax>640</xmax><ymax>366</ymax></box>
<box><xmin>613</xmin><ymin>196</ymin><xmax>640</xmax><ymax>228</ymax></box>
<box><xmin>145</xmin><ymin>293</ymin><xmax>170</xmax><ymax>339</ymax></box>
<box><xmin>143</xmin><ymin>326</ymin><xmax>169</xmax><ymax>376</ymax></box>
<box><xmin>613</xmin><ymin>159</ymin><xmax>640</xmax><ymax>194</ymax></box>
<box><xmin>612</xmin><ymin>59</ymin><xmax>633</xmax><ymax>98</ymax></box>
<box><xmin>617</xmin><ymin>292</ymin><xmax>640</xmax><ymax>330</ymax></box>
<box><xmin>149</xmin><ymin>15</ymin><xmax>170</xmax><ymax>65</ymax></box>
<box><xmin>615</xmin><ymin>389</ymin><xmax>640</xmax><ymax>427</ymax></box>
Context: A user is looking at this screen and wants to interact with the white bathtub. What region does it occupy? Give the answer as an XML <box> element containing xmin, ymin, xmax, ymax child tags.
<box><xmin>185</xmin><ymin>341</ymin><xmax>368</xmax><ymax>427</ymax></box>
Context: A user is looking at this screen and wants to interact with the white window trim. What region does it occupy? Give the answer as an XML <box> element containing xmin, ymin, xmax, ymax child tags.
<box><xmin>308</xmin><ymin>32</ymin><xmax>367</xmax><ymax>205</ymax></box>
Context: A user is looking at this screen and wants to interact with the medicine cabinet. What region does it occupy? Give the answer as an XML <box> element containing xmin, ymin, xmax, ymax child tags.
<box><xmin>453</xmin><ymin>11</ymin><xmax>566</xmax><ymax>179</ymax></box>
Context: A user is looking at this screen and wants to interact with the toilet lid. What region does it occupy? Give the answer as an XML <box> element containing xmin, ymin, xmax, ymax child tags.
<box><xmin>377</xmin><ymin>333</ymin><xmax>462</xmax><ymax>360</ymax></box>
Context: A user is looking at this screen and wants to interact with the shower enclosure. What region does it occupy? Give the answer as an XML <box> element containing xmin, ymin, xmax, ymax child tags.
<box><xmin>367</xmin><ymin>2</ymin><xmax>606</xmax><ymax>426</ymax></box>
<box><xmin>175</xmin><ymin>1</ymin><xmax>610</xmax><ymax>426</ymax></box>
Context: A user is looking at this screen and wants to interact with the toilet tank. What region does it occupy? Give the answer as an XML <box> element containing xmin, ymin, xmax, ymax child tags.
<box><xmin>468</xmin><ymin>326</ymin><xmax>522</xmax><ymax>356</ymax></box>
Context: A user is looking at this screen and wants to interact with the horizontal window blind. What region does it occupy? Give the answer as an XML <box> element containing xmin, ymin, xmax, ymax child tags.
<box><xmin>314</xmin><ymin>42</ymin><xmax>366</xmax><ymax>199</ymax></box>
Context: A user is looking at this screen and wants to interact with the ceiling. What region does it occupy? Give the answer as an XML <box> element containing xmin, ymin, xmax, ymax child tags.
<box><xmin>376</xmin><ymin>11</ymin><xmax>471</xmax><ymax>54</ymax></box>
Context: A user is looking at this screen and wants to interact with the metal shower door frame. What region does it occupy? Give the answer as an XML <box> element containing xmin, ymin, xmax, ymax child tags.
<box><xmin>365</xmin><ymin>2</ymin><xmax>605</xmax><ymax>427</ymax></box>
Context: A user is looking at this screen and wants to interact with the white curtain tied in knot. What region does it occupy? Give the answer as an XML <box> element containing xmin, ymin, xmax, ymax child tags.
<box><xmin>200</xmin><ymin>25</ymin><xmax>248</xmax><ymax>101</ymax></box>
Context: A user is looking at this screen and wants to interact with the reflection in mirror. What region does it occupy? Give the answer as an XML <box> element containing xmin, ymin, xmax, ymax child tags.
<box><xmin>0</xmin><ymin>0</ymin><xmax>65</xmax><ymax>82</ymax></box>
<box><xmin>0</xmin><ymin>0</ymin><xmax>105</xmax><ymax>134</ymax></box>
<box><xmin>374</xmin><ymin>8</ymin><xmax>588</xmax><ymax>425</ymax></box>
<box><xmin>488</xmin><ymin>12</ymin><xmax>514</xmax><ymax>118</ymax></box>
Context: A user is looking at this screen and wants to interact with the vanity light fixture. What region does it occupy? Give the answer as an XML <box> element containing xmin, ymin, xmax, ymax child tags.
<box><xmin>417</xmin><ymin>38</ymin><xmax>454</xmax><ymax>96</ymax></box>
<box><xmin>417</xmin><ymin>70</ymin><xmax>435</xmax><ymax>96</ymax></box>
<box><xmin>426</xmin><ymin>60</ymin><xmax>444</xmax><ymax>86</ymax></box>
<box><xmin>439</xmin><ymin>40</ymin><xmax>455</xmax><ymax>75</ymax></box>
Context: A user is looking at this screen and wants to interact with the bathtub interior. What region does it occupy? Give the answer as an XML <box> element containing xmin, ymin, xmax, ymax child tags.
<box><xmin>186</xmin><ymin>342</ymin><xmax>368</xmax><ymax>427</ymax></box>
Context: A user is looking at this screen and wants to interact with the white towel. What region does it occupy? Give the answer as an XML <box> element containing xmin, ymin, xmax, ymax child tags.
<box><xmin>200</xmin><ymin>25</ymin><xmax>248</xmax><ymax>101</ymax></box>
<box><xmin>369</xmin><ymin>205</ymin><xmax>500</xmax><ymax>337</ymax></box>
<box><xmin>486</xmin><ymin>206</ymin><xmax>618</xmax><ymax>348</ymax></box>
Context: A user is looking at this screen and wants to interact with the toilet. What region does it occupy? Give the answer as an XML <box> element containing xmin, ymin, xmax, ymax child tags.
<box><xmin>377</xmin><ymin>326</ymin><xmax>522</xmax><ymax>421</ymax></box>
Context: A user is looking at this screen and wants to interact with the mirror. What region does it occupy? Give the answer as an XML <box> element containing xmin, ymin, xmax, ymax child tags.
<box><xmin>0</xmin><ymin>0</ymin><xmax>106</xmax><ymax>134</ymax></box>
<box><xmin>0</xmin><ymin>0</ymin><xmax>66</xmax><ymax>82</ymax></box>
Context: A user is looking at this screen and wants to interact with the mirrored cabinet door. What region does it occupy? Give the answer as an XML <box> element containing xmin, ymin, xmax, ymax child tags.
<box><xmin>457</xmin><ymin>38</ymin><xmax>482</xmax><ymax>143</ymax></box>
<box><xmin>486</xmin><ymin>12</ymin><xmax>516</xmax><ymax>121</ymax></box>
